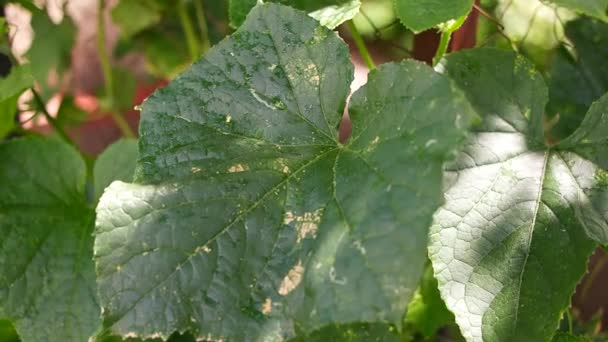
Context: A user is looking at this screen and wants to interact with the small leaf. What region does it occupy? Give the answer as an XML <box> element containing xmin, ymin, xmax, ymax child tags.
<box><xmin>26</xmin><ymin>7</ymin><xmax>75</xmax><ymax>98</ymax></box>
<box><xmin>404</xmin><ymin>264</ymin><xmax>455</xmax><ymax>338</ymax></box>
<box><xmin>309</xmin><ymin>0</ymin><xmax>361</xmax><ymax>30</ymax></box>
<box><xmin>394</xmin><ymin>0</ymin><xmax>474</xmax><ymax>32</ymax></box>
<box><xmin>430</xmin><ymin>48</ymin><xmax>608</xmax><ymax>342</ymax></box>
<box><xmin>111</xmin><ymin>0</ymin><xmax>169</xmax><ymax>38</ymax></box>
<box><xmin>547</xmin><ymin>18</ymin><xmax>608</xmax><ymax>141</ymax></box>
<box><xmin>94</xmin><ymin>138</ymin><xmax>139</xmax><ymax>202</ymax></box>
<box><xmin>0</xmin><ymin>137</ymin><xmax>100</xmax><ymax>342</ymax></box>
<box><xmin>545</xmin><ymin>0</ymin><xmax>608</xmax><ymax>22</ymax></box>
<box><xmin>229</xmin><ymin>0</ymin><xmax>354</xmax><ymax>28</ymax></box>
<box><xmin>94</xmin><ymin>3</ymin><xmax>474</xmax><ymax>341</ymax></box>
<box><xmin>0</xmin><ymin>64</ymin><xmax>33</xmax><ymax>138</ymax></box>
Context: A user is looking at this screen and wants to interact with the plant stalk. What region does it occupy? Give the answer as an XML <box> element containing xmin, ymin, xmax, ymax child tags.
<box><xmin>347</xmin><ymin>21</ymin><xmax>376</xmax><ymax>70</ymax></box>
<box><xmin>178</xmin><ymin>0</ymin><xmax>200</xmax><ymax>61</ymax></box>
<box><xmin>193</xmin><ymin>0</ymin><xmax>211</xmax><ymax>53</ymax></box>
<box><xmin>96</xmin><ymin>0</ymin><xmax>135</xmax><ymax>138</ymax></box>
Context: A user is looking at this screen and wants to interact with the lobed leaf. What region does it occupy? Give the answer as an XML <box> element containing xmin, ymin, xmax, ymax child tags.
<box><xmin>430</xmin><ymin>48</ymin><xmax>608</xmax><ymax>342</ymax></box>
<box><xmin>94</xmin><ymin>3</ymin><xmax>475</xmax><ymax>341</ymax></box>
<box><xmin>0</xmin><ymin>137</ymin><xmax>100</xmax><ymax>342</ymax></box>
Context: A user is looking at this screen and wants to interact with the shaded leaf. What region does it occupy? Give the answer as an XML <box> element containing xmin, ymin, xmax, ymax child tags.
<box><xmin>404</xmin><ymin>263</ymin><xmax>455</xmax><ymax>338</ymax></box>
<box><xmin>553</xmin><ymin>332</ymin><xmax>590</xmax><ymax>342</ymax></box>
<box><xmin>394</xmin><ymin>0</ymin><xmax>474</xmax><ymax>32</ymax></box>
<box><xmin>547</xmin><ymin>18</ymin><xmax>608</xmax><ymax>141</ymax></box>
<box><xmin>430</xmin><ymin>48</ymin><xmax>608</xmax><ymax>342</ymax></box>
<box><xmin>111</xmin><ymin>0</ymin><xmax>170</xmax><ymax>38</ymax></box>
<box><xmin>55</xmin><ymin>96</ymin><xmax>87</xmax><ymax>128</ymax></box>
<box><xmin>289</xmin><ymin>322</ymin><xmax>403</xmax><ymax>342</ymax></box>
<box><xmin>94</xmin><ymin>138</ymin><xmax>139</xmax><ymax>202</ymax></box>
<box><xmin>94</xmin><ymin>3</ymin><xmax>474</xmax><ymax>341</ymax></box>
<box><xmin>0</xmin><ymin>137</ymin><xmax>99</xmax><ymax>342</ymax></box>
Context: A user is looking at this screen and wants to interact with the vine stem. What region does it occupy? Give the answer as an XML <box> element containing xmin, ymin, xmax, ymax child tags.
<box><xmin>32</xmin><ymin>89</ymin><xmax>76</xmax><ymax>147</ymax></box>
<box><xmin>178</xmin><ymin>0</ymin><xmax>200</xmax><ymax>61</ymax></box>
<box><xmin>193</xmin><ymin>0</ymin><xmax>211</xmax><ymax>53</ymax></box>
<box><xmin>96</xmin><ymin>0</ymin><xmax>135</xmax><ymax>138</ymax></box>
<box><xmin>347</xmin><ymin>20</ymin><xmax>376</xmax><ymax>70</ymax></box>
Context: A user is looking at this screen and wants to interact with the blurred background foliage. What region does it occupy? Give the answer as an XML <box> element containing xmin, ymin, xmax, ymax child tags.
<box><xmin>1</xmin><ymin>0</ymin><xmax>608</xmax><ymax>341</ymax></box>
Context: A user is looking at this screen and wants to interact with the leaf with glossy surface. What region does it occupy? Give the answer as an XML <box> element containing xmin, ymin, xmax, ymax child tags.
<box><xmin>94</xmin><ymin>138</ymin><xmax>139</xmax><ymax>202</ymax></box>
<box><xmin>94</xmin><ymin>3</ymin><xmax>474</xmax><ymax>341</ymax></box>
<box><xmin>430</xmin><ymin>48</ymin><xmax>608</xmax><ymax>342</ymax></box>
<box><xmin>394</xmin><ymin>0</ymin><xmax>474</xmax><ymax>32</ymax></box>
<box><xmin>0</xmin><ymin>137</ymin><xmax>100</xmax><ymax>342</ymax></box>
<box><xmin>0</xmin><ymin>64</ymin><xmax>32</xmax><ymax>138</ymax></box>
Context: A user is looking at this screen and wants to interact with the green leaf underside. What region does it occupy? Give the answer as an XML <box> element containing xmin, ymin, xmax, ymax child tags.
<box><xmin>0</xmin><ymin>64</ymin><xmax>33</xmax><ymax>138</ymax></box>
<box><xmin>94</xmin><ymin>138</ymin><xmax>139</xmax><ymax>202</ymax></box>
<box><xmin>545</xmin><ymin>0</ymin><xmax>608</xmax><ymax>21</ymax></box>
<box><xmin>430</xmin><ymin>48</ymin><xmax>608</xmax><ymax>342</ymax></box>
<box><xmin>0</xmin><ymin>137</ymin><xmax>99</xmax><ymax>342</ymax></box>
<box><xmin>95</xmin><ymin>3</ymin><xmax>474</xmax><ymax>341</ymax></box>
<box><xmin>547</xmin><ymin>19</ymin><xmax>608</xmax><ymax>140</ymax></box>
<box><xmin>394</xmin><ymin>0</ymin><xmax>474</xmax><ymax>32</ymax></box>
<box><xmin>229</xmin><ymin>0</ymin><xmax>353</xmax><ymax>28</ymax></box>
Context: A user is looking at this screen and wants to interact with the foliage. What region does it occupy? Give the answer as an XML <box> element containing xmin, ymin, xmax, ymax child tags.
<box><xmin>1</xmin><ymin>0</ymin><xmax>608</xmax><ymax>341</ymax></box>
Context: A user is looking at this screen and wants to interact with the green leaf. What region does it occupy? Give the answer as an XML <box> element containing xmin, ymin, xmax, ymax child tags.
<box><xmin>0</xmin><ymin>64</ymin><xmax>33</xmax><ymax>138</ymax></box>
<box><xmin>111</xmin><ymin>0</ymin><xmax>169</xmax><ymax>38</ymax></box>
<box><xmin>404</xmin><ymin>264</ymin><xmax>455</xmax><ymax>338</ymax></box>
<box><xmin>394</xmin><ymin>0</ymin><xmax>474</xmax><ymax>32</ymax></box>
<box><xmin>94</xmin><ymin>138</ymin><xmax>139</xmax><ymax>202</ymax></box>
<box><xmin>94</xmin><ymin>3</ymin><xmax>474</xmax><ymax>340</ymax></box>
<box><xmin>0</xmin><ymin>137</ymin><xmax>100</xmax><ymax>342</ymax></box>
<box><xmin>309</xmin><ymin>0</ymin><xmax>361</xmax><ymax>30</ymax></box>
<box><xmin>545</xmin><ymin>0</ymin><xmax>608</xmax><ymax>21</ymax></box>
<box><xmin>547</xmin><ymin>18</ymin><xmax>608</xmax><ymax>141</ymax></box>
<box><xmin>430</xmin><ymin>48</ymin><xmax>608</xmax><ymax>342</ymax></box>
<box><xmin>26</xmin><ymin>7</ymin><xmax>75</xmax><ymax>98</ymax></box>
<box><xmin>229</xmin><ymin>0</ymin><xmax>353</xmax><ymax>29</ymax></box>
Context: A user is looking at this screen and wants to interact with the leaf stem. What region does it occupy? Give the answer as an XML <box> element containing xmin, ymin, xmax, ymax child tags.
<box><xmin>193</xmin><ymin>0</ymin><xmax>211</xmax><ymax>53</ymax></box>
<box><xmin>178</xmin><ymin>0</ymin><xmax>200</xmax><ymax>61</ymax></box>
<box><xmin>96</xmin><ymin>0</ymin><xmax>135</xmax><ymax>138</ymax></box>
<box><xmin>347</xmin><ymin>20</ymin><xmax>376</xmax><ymax>70</ymax></box>
<box><xmin>32</xmin><ymin>89</ymin><xmax>76</xmax><ymax>147</ymax></box>
<box><xmin>432</xmin><ymin>15</ymin><xmax>467</xmax><ymax>66</ymax></box>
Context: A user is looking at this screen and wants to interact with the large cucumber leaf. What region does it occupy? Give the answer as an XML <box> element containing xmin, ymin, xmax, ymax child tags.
<box><xmin>0</xmin><ymin>137</ymin><xmax>100</xmax><ymax>342</ymax></box>
<box><xmin>430</xmin><ymin>48</ymin><xmax>608</xmax><ymax>342</ymax></box>
<box><xmin>94</xmin><ymin>3</ymin><xmax>475</xmax><ymax>340</ymax></box>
